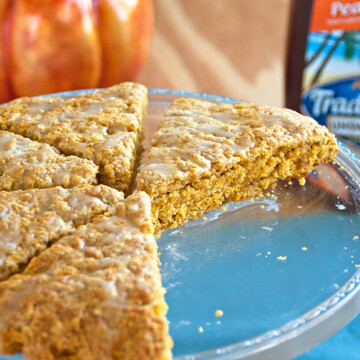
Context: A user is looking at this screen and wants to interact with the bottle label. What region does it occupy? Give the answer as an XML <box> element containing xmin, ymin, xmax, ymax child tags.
<box><xmin>300</xmin><ymin>0</ymin><xmax>360</xmax><ymax>144</ymax></box>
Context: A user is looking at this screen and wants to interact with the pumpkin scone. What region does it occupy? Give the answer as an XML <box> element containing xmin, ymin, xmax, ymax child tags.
<box><xmin>0</xmin><ymin>192</ymin><xmax>172</xmax><ymax>360</ymax></box>
<box><xmin>138</xmin><ymin>98</ymin><xmax>338</xmax><ymax>232</ymax></box>
<box><xmin>0</xmin><ymin>130</ymin><xmax>98</xmax><ymax>191</ymax></box>
<box><xmin>0</xmin><ymin>185</ymin><xmax>123</xmax><ymax>281</ymax></box>
<box><xmin>0</xmin><ymin>82</ymin><xmax>147</xmax><ymax>194</ymax></box>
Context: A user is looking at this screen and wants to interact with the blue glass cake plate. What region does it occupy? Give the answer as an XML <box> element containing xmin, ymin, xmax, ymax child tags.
<box><xmin>2</xmin><ymin>88</ymin><xmax>360</xmax><ymax>360</ymax></box>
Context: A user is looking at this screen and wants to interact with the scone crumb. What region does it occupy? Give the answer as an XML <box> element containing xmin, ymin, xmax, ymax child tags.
<box><xmin>301</xmin><ymin>247</ymin><xmax>308</xmax><ymax>251</ymax></box>
<box><xmin>299</xmin><ymin>178</ymin><xmax>306</xmax><ymax>186</ymax></box>
<box><xmin>203</xmin><ymin>216</ymin><xmax>208</xmax><ymax>220</ymax></box>
<box><xmin>261</xmin><ymin>205</ymin><xmax>265</xmax><ymax>209</ymax></box>
<box><xmin>288</xmin><ymin>181</ymin><xmax>293</xmax><ymax>185</ymax></box>
<box><xmin>249</xmin><ymin>198</ymin><xmax>254</xmax><ymax>202</ymax></box>
<box><xmin>355</xmin><ymin>264</ymin><xmax>360</xmax><ymax>268</ymax></box>
<box><xmin>353</xmin><ymin>236</ymin><xmax>359</xmax><ymax>240</ymax></box>
<box><xmin>221</xmin><ymin>206</ymin><xmax>227</xmax><ymax>211</ymax></box>
<box><xmin>215</xmin><ymin>310</ymin><xmax>223</xmax><ymax>317</ymax></box>
<box><xmin>277</xmin><ymin>256</ymin><xmax>287</xmax><ymax>261</ymax></box>
<box><xmin>155</xmin><ymin>233</ymin><xmax>161</xmax><ymax>239</ymax></box>
<box><xmin>198</xmin><ymin>326</ymin><xmax>204</xmax><ymax>333</ymax></box>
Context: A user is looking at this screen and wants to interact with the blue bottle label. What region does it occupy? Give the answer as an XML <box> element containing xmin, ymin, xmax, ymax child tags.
<box><xmin>301</xmin><ymin>76</ymin><xmax>360</xmax><ymax>141</ymax></box>
<box><xmin>300</xmin><ymin>1</ymin><xmax>360</xmax><ymax>144</ymax></box>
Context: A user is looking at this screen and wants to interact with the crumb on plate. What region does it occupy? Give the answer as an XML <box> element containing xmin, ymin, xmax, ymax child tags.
<box><xmin>215</xmin><ymin>310</ymin><xmax>223</xmax><ymax>317</ymax></box>
<box><xmin>299</xmin><ymin>178</ymin><xmax>306</xmax><ymax>186</ymax></box>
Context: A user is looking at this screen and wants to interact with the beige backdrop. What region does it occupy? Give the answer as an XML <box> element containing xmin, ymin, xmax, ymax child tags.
<box><xmin>138</xmin><ymin>0</ymin><xmax>290</xmax><ymax>106</ymax></box>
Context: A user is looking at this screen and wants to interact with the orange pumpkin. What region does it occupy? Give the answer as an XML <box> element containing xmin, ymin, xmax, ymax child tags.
<box><xmin>0</xmin><ymin>0</ymin><xmax>154</xmax><ymax>103</ymax></box>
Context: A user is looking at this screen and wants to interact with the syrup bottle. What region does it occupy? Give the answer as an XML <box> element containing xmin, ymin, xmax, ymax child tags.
<box><xmin>286</xmin><ymin>0</ymin><xmax>360</xmax><ymax>145</ymax></box>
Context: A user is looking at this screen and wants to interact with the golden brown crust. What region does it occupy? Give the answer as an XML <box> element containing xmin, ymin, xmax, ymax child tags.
<box><xmin>0</xmin><ymin>185</ymin><xmax>123</xmax><ymax>281</ymax></box>
<box><xmin>0</xmin><ymin>83</ymin><xmax>147</xmax><ymax>194</ymax></box>
<box><xmin>137</xmin><ymin>98</ymin><xmax>338</xmax><ymax>231</ymax></box>
<box><xmin>0</xmin><ymin>192</ymin><xmax>172</xmax><ymax>360</ymax></box>
<box><xmin>0</xmin><ymin>130</ymin><xmax>98</xmax><ymax>191</ymax></box>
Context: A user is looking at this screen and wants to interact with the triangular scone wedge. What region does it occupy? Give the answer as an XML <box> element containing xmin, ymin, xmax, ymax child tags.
<box><xmin>0</xmin><ymin>83</ymin><xmax>147</xmax><ymax>194</ymax></box>
<box><xmin>0</xmin><ymin>95</ymin><xmax>64</xmax><ymax>129</ymax></box>
<box><xmin>0</xmin><ymin>185</ymin><xmax>123</xmax><ymax>281</ymax></box>
<box><xmin>0</xmin><ymin>130</ymin><xmax>98</xmax><ymax>191</ymax></box>
<box><xmin>138</xmin><ymin>98</ymin><xmax>338</xmax><ymax>232</ymax></box>
<box><xmin>0</xmin><ymin>192</ymin><xmax>172</xmax><ymax>360</ymax></box>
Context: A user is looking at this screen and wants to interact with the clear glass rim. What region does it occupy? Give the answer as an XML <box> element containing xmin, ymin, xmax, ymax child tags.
<box><xmin>3</xmin><ymin>87</ymin><xmax>360</xmax><ymax>360</ymax></box>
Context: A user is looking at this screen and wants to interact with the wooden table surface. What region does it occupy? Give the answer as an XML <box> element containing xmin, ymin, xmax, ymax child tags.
<box><xmin>138</xmin><ymin>0</ymin><xmax>291</xmax><ymax>107</ymax></box>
